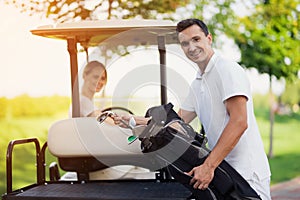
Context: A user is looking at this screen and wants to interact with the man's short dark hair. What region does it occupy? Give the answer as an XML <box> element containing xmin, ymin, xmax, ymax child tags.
<box><xmin>176</xmin><ymin>18</ymin><xmax>209</xmax><ymax>36</ymax></box>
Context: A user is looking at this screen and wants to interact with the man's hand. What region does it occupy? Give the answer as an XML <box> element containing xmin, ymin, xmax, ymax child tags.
<box><xmin>186</xmin><ymin>163</ymin><xmax>215</xmax><ymax>190</ymax></box>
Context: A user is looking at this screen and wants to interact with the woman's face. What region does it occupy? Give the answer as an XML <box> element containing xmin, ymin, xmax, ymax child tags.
<box><xmin>95</xmin><ymin>71</ymin><xmax>107</xmax><ymax>92</ymax></box>
<box><xmin>84</xmin><ymin>67</ymin><xmax>107</xmax><ymax>93</ymax></box>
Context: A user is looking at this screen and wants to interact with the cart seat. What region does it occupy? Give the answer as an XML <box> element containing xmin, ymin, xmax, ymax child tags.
<box><xmin>47</xmin><ymin>117</ymin><xmax>157</xmax><ymax>181</ymax></box>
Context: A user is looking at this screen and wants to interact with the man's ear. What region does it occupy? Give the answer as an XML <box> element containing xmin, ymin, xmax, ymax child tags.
<box><xmin>207</xmin><ymin>33</ymin><xmax>213</xmax><ymax>44</ymax></box>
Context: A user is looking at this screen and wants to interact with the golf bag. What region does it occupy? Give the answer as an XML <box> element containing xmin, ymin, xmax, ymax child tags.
<box><xmin>138</xmin><ymin>103</ymin><xmax>261</xmax><ymax>200</ymax></box>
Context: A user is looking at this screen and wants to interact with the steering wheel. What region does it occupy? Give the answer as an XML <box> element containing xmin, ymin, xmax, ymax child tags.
<box><xmin>97</xmin><ymin>107</ymin><xmax>134</xmax><ymax>126</ymax></box>
<box><xmin>101</xmin><ymin>107</ymin><xmax>134</xmax><ymax>115</ymax></box>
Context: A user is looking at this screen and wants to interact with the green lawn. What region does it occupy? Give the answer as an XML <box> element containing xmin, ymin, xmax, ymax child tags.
<box><xmin>255</xmin><ymin>109</ymin><xmax>300</xmax><ymax>184</ymax></box>
<box><xmin>0</xmin><ymin>113</ymin><xmax>67</xmax><ymax>196</ymax></box>
<box><xmin>0</xmin><ymin>110</ymin><xmax>299</xmax><ymax>196</ymax></box>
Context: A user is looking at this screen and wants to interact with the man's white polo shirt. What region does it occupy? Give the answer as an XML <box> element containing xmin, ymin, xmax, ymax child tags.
<box><xmin>181</xmin><ymin>53</ymin><xmax>271</xmax><ymax>181</ymax></box>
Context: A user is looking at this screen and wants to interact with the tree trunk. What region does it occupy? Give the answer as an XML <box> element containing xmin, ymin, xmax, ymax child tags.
<box><xmin>268</xmin><ymin>74</ymin><xmax>275</xmax><ymax>158</ymax></box>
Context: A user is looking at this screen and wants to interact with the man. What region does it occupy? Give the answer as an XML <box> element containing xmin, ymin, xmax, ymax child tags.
<box><xmin>175</xmin><ymin>18</ymin><xmax>271</xmax><ymax>200</ymax></box>
<box><xmin>114</xmin><ymin>18</ymin><xmax>271</xmax><ymax>199</ymax></box>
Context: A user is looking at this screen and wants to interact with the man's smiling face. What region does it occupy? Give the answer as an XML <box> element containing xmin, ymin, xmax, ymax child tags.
<box><xmin>178</xmin><ymin>24</ymin><xmax>214</xmax><ymax>70</ymax></box>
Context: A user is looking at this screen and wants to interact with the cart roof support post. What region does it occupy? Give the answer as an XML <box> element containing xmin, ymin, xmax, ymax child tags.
<box><xmin>158</xmin><ymin>35</ymin><xmax>167</xmax><ymax>105</ymax></box>
<box><xmin>67</xmin><ymin>37</ymin><xmax>80</xmax><ymax>117</ymax></box>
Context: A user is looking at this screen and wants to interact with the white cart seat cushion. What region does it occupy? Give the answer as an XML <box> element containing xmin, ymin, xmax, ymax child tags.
<box><xmin>48</xmin><ymin>117</ymin><xmax>143</xmax><ymax>157</ymax></box>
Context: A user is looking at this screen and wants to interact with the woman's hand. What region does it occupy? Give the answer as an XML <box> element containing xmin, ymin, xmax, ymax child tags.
<box><xmin>113</xmin><ymin>115</ymin><xmax>150</xmax><ymax>128</ymax></box>
<box><xmin>113</xmin><ymin>115</ymin><xmax>131</xmax><ymax>128</ymax></box>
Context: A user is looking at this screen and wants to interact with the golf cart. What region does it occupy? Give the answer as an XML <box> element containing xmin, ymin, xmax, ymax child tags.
<box><xmin>2</xmin><ymin>20</ymin><xmax>196</xmax><ymax>200</ymax></box>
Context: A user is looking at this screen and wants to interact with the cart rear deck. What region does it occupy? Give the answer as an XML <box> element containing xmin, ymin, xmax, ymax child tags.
<box><xmin>3</xmin><ymin>180</ymin><xmax>191</xmax><ymax>200</ymax></box>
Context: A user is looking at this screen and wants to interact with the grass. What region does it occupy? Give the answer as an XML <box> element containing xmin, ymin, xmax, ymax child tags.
<box><xmin>255</xmin><ymin>109</ymin><xmax>300</xmax><ymax>184</ymax></box>
<box><xmin>0</xmin><ymin>113</ymin><xmax>67</xmax><ymax>196</ymax></box>
<box><xmin>0</xmin><ymin>108</ymin><xmax>300</xmax><ymax>196</ymax></box>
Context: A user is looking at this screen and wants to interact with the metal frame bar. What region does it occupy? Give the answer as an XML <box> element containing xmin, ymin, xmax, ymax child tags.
<box><xmin>158</xmin><ymin>35</ymin><xmax>167</xmax><ymax>105</ymax></box>
<box><xmin>40</xmin><ymin>142</ymin><xmax>48</xmax><ymax>183</ymax></box>
<box><xmin>6</xmin><ymin>138</ymin><xmax>42</xmax><ymax>194</ymax></box>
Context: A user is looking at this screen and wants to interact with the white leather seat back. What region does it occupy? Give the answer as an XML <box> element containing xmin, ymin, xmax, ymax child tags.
<box><xmin>48</xmin><ymin>117</ymin><xmax>142</xmax><ymax>157</ymax></box>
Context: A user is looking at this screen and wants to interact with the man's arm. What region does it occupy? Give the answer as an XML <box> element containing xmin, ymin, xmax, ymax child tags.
<box><xmin>187</xmin><ymin>95</ymin><xmax>248</xmax><ymax>190</ymax></box>
<box><xmin>177</xmin><ymin>108</ymin><xmax>197</xmax><ymax>123</ymax></box>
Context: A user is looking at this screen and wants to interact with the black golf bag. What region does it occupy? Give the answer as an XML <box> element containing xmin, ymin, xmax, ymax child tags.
<box><xmin>138</xmin><ymin>103</ymin><xmax>261</xmax><ymax>200</ymax></box>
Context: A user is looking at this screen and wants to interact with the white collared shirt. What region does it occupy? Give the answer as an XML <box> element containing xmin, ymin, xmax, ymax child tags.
<box><xmin>69</xmin><ymin>95</ymin><xmax>95</xmax><ymax>117</ymax></box>
<box><xmin>181</xmin><ymin>53</ymin><xmax>271</xmax><ymax>180</ymax></box>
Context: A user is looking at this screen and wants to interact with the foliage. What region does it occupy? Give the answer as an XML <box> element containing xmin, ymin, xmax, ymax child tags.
<box><xmin>227</xmin><ymin>0</ymin><xmax>300</xmax><ymax>81</ymax></box>
<box><xmin>0</xmin><ymin>95</ymin><xmax>70</xmax><ymax>118</ymax></box>
<box><xmin>281</xmin><ymin>78</ymin><xmax>300</xmax><ymax>105</ymax></box>
<box><xmin>4</xmin><ymin>0</ymin><xmax>190</xmax><ymax>22</ymax></box>
<box><xmin>0</xmin><ymin>97</ymin><xmax>8</xmax><ymax>118</ymax></box>
<box><xmin>253</xmin><ymin>93</ymin><xmax>271</xmax><ymax>111</ymax></box>
<box><xmin>191</xmin><ymin>0</ymin><xmax>237</xmax><ymax>44</ymax></box>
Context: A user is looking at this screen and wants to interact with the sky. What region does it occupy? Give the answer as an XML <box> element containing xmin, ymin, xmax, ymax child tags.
<box><xmin>0</xmin><ymin>2</ymin><xmax>71</xmax><ymax>98</ymax></box>
<box><xmin>0</xmin><ymin>2</ymin><xmax>285</xmax><ymax>99</ymax></box>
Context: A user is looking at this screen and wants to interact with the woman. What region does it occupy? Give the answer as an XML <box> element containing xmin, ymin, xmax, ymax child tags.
<box><xmin>69</xmin><ymin>60</ymin><xmax>107</xmax><ymax>117</ymax></box>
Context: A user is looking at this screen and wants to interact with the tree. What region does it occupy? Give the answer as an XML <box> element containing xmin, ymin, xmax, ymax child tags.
<box><xmin>226</xmin><ymin>0</ymin><xmax>300</xmax><ymax>158</ymax></box>
<box><xmin>281</xmin><ymin>79</ymin><xmax>300</xmax><ymax>108</ymax></box>
<box><xmin>191</xmin><ymin>0</ymin><xmax>237</xmax><ymax>43</ymax></box>
<box><xmin>230</xmin><ymin>0</ymin><xmax>300</xmax><ymax>80</ymax></box>
<box><xmin>4</xmin><ymin>0</ymin><xmax>190</xmax><ymax>22</ymax></box>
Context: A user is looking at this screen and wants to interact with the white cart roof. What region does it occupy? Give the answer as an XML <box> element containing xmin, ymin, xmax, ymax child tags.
<box><xmin>31</xmin><ymin>20</ymin><xmax>178</xmax><ymax>47</ymax></box>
